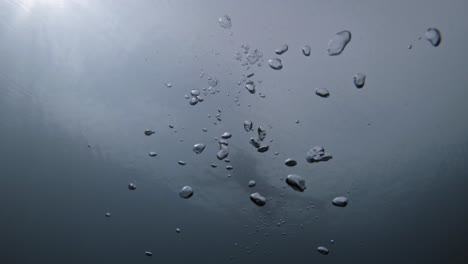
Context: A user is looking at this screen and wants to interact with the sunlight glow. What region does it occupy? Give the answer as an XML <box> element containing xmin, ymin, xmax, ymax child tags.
<box><xmin>19</xmin><ymin>0</ymin><xmax>66</xmax><ymax>12</ymax></box>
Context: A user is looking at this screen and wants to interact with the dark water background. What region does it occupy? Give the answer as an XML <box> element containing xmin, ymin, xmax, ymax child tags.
<box><xmin>1</xmin><ymin>0</ymin><xmax>467</xmax><ymax>263</ymax></box>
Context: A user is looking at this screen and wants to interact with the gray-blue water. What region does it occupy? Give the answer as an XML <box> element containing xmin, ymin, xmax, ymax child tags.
<box><xmin>1</xmin><ymin>0</ymin><xmax>467</xmax><ymax>263</ymax></box>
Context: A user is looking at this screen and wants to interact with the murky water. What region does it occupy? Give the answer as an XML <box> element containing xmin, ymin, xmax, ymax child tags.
<box><xmin>1</xmin><ymin>1</ymin><xmax>466</xmax><ymax>264</ymax></box>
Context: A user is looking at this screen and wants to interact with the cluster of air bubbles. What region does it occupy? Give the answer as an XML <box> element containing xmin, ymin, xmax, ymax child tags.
<box><xmin>235</xmin><ymin>45</ymin><xmax>267</xmax><ymax>99</ymax></box>
<box><xmin>246</xmin><ymin>48</ymin><xmax>263</xmax><ymax>66</ymax></box>
<box><xmin>215</xmin><ymin>112</ymin><xmax>222</xmax><ymax>122</ymax></box>
<box><xmin>187</xmin><ymin>89</ymin><xmax>204</xmax><ymax>105</ymax></box>
<box><xmin>208</xmin><ymin>76</ymin><xmax>218</xmax><ymax>87</ymax></box>
<box><xmin>406</xmin><ymin>28</ymin><xmax>441</xmax><ymax>51</ymax></box>
<box><xmin>218</xmin><ymin>15</ymin><xmax>232</xmax><ymax>29</ymax></box>
<box><xmin>306</xmin><ymin>146</ymin><xmax>333</xmax><ymax>163</ymax></box>
<box><xmin>236</xmin><ymin>44</ymin><xmax>265</xmax><ymax>68</ymax></box>
<box><xmin>245</xmin><ymin>124</ymin><xmax>270</xmax><ymax>152</ymax></box>
<box><xmin>186</xmin><ymin>75</ymin><xmax>220</xmax><ymax>105</ymax></box>
<box><xmin>217</xmin><ymin>132</ymin><xmax>231</xmax><ymax>160</ymax></box>
<box><xmin>127</xmin><ymin>20</ymin><xmax>443</xmax><ymax>258</ymax></box>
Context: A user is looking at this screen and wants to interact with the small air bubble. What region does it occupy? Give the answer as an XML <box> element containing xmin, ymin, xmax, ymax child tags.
<box><xmin>268</xmin><ymin>58</ymin><xmax>283</xmax><ymax>70</ymax></box>
<box><xmin>221</xmin><ymin>132</ymin><xmax>232</xmax><ymax>139</ymax></box>
<box><xmin>244</xmin><ymin>120</ymin><xmax>253</xmax><ymax>131</ymax></box>
<box><xmin>286</xmin><ymin>174</ymin><xmax>306</xmax><ymax>192</ymax></box>
<box><xmin>302</xmin><ymin>45</ymin><xmax>311</xmax><ymax>56</ymax></box>
<box><xmin>285</xmin><ymin>158</ymin><xmax>297</xmax><ymax>167</ymax></box>
<box><xmin>317</xmin><ymin>246</ymin><xmax>329</xmax><ymax>255</ymax></box>
<box><xmin>248</xmin><ymin>180</ymin><xmax>256</xmax><ymax>187</ymax></box>
<box><xmin>425</xmin><ymin>28</ymin><xmax>441</xmax><ymax>47</ymax></box>
<box><xmin>144</xmin><ymin>129</ymin><xmax>155</xmax><ymax>136</ymax></box>
<box><xmin>193</xmin><ymin>143</ymin><xmax>206</xmax><ymax>154</ymax></box>
<box><xmin>275</xmin><ymin>44</ymin><xmax>288</xmax><ymax>55</ymax></box>
<box><xmin>250</xmin><ymin>192</ymin><xmax>267</xmax><ymax>206</ymax></box>
<box><xmin>332</xmin><ymin>196</ymin><xmax>349</xmax><ymax>207</ymax></box>
<box><xmin>257</xmin><ymin>145</ymin><xmax>269</xmax><ymax>153</ymax></box>
<box><xmin>353</xmin><ymin>73</ymin><xmax>366</xmax><ymax>88</ymax></box>
<box><xmin>315</xmin><ymin>88</ymin><xmax>330</xmax><ymax>98</ymax></box>
<box><xmin>179</xmin><ymin>186</ymin><xmax>194</xmax><ymax>199</ymax></box>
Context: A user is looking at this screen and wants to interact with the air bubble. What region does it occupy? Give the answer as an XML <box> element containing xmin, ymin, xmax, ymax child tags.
<box><xmin>250</xmin><ymin>193</ymin><xmax>267</xmax><ymax>206</ymax></box>
<box><xmin>179</xmin><ymin>186</ymin><xmax>194</xmax><ymax>199</ymax></box>
<box><xmin>302</xmin><ymin>45</ymin><xmax>311</xmax><ymax>56</ymax></box>
<box><xmin>353</xmin><ymin>73</ymin><xmax>366</xmax><ymax>88</ymax></box>
<box><xmin>425</xmin><ymin>28</ymin><xmax>441</xmax><ymax>47</ymax></box>
<box><xmin>328</xmin><ymin>30</ymin><xmax>351</xmax><ymax>56</ymax></box>
<box><xmin>268</xmin><ymin>58</ymin><xmax>283</xmax><ymax>70</ymax></box>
